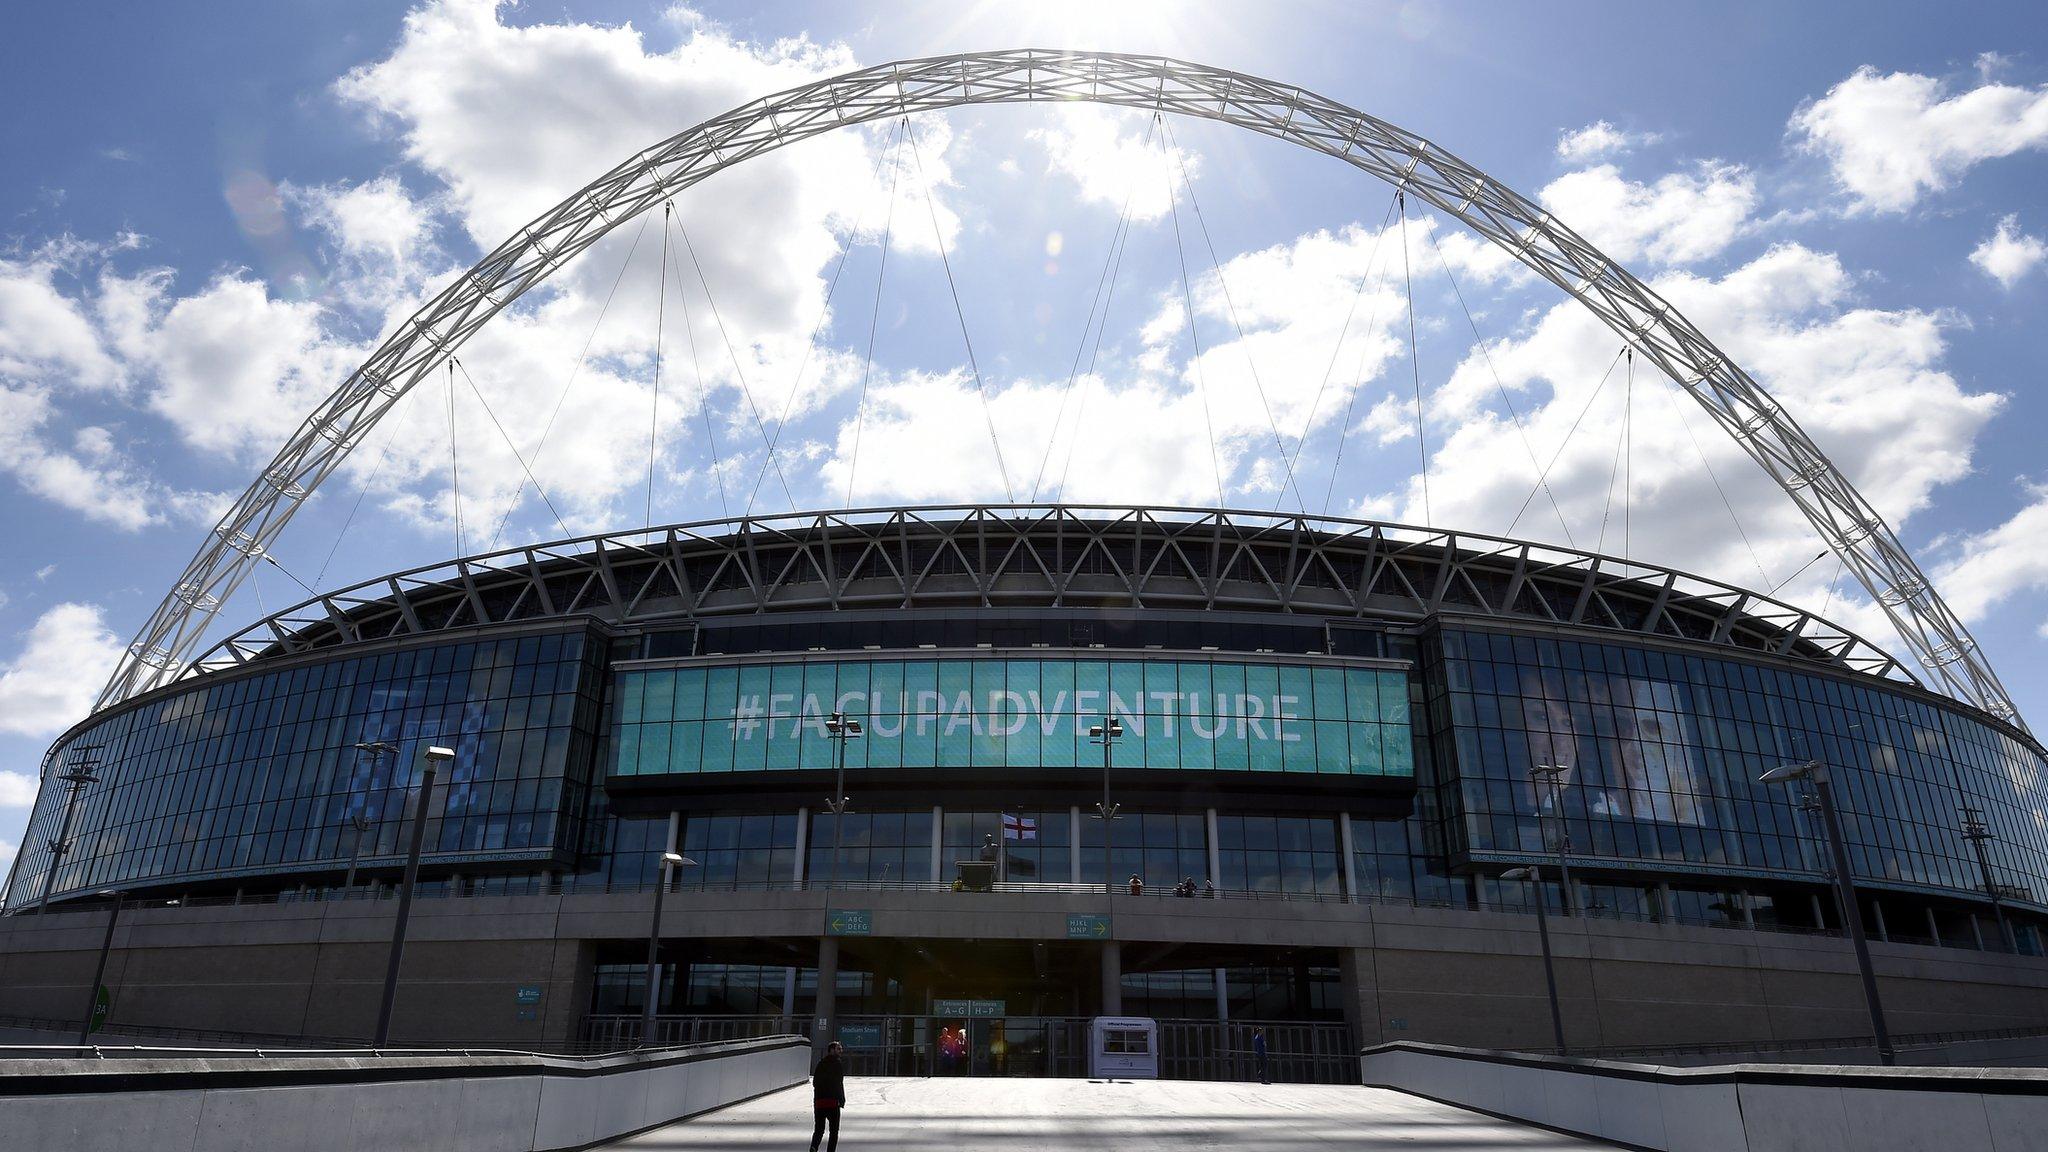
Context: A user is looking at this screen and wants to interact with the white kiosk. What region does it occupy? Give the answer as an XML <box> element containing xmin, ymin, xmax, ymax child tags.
<box><xmin>1087</xmin><ymin>1016</ymin><xmax>1159</xmax><ymax>1079</ymax></box>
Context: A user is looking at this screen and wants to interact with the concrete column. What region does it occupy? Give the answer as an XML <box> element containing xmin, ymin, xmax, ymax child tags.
<box><xmin>1338</xmin><ymin>947</ymin><xmax>1381</xmax><ymax>1050</ymax></box>
<box><xmin>1100</xmin><ymin>941</ymin><xmax>1122</xmax><ymax>1015</ymax></box>
<box><xmin>1740</xmin><ymin>890</ymin><xmax>1756</xmax><ymax>930</ymax></box>
<box><xmin>814</xmin><ymin>937</ymin><xmax>839</xmax><ymax>1057</ymax></box>
<box><xmin>792</xmin><ymin>806</ymin><xmax>809</xmax><ymax>887</ymax></box>
<box><xmin>1656</xmin><ymin>882</ymin><xmax>1673</xmax><ymax>923</ymax></box>
<box><xmin>1927</xmin><ymin>906</ymin><xmax>1942</xmax><ymax>946</ymax></box>
<box><xmin>1872</xmin><ymin>899</ymin><xmax>1889</xmax><ymax>942</ymax></box>
<box><xmin>664</xmin><ymin>811</ymin><xmax>681</xmax><ymax>855</ymax></box>
<box><xmin>780</xmin><ymin>966</ymin><xmax>798</xmax><ymax>1032</ymax></box>
<box><xmin>1338</xmin><ymin>813</ymin><xmax>1358</xmax><ymax>902</ymax></box>
<box><xmin>1214</xmin><ymin>968</ymin><xmax>1230</xmax><ymax>1021</ymax></box>
<box><xmin>929</xmin><ymin>805</ymin><xmax>944</xmax><ymax>883</ymax></box>
<box><xmin>1206</xmin><ymin>808</ymin><xmax>1223</xmax><ymax>889</ymax></box>
<box><xmin>1971</xmin><ymin>914</ymin><xmax>1986</xmax><ymax>951</ymax></box>
<box><xmin>1811</xmin><ymin>892</ymin><xmax>1827</xmax><ymax>929</ymax></box>
<box><xmin>1071</xmin><ymin>807</ymin><xmax>1083</xmax><ymax>883</ymax></box>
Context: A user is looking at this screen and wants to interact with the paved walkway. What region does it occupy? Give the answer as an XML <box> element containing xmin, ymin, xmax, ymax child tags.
<box><xmin>602</xmin><ymin>1077</ymin><xmax>1619</xmax><ymax>1150</ymax></box>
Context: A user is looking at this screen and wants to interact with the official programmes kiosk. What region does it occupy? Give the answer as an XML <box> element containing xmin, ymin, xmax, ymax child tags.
<box><xmin>1087</xmin><ymin>1016</ymin><xmax>1159</xmax><ymax>1079</ymax></box>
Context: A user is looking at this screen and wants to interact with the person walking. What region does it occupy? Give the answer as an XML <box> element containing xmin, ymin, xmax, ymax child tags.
<box><xmin>810</xmin><ymin>1041</ymin><xmax>847</xmax><ymax>1152</ymax></box>
<box><xmin>1252</xmin><ymin>1026</ymin><xmax>1269</xmax><ymax>1084</ymax></box>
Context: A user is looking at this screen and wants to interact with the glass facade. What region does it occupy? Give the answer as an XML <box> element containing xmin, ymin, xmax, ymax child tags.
<box><xmin>810</xmin><ymin>809</ymin><xmax>938</xmax><ymax>885</ymax></box>
<box><xmin>6</xmin><ymin>628</ymin><xmax>604</xmax><ymax>909</ymax></box>
<box><xmin>610</xmin><ymin>656</ymin><xmax>1413</xmax><ymax>779</ymax></box>
<box><xmin>1427</xmin><ymin>626</ymin><xmax>2048</xmax><ymax>902</ymax></box>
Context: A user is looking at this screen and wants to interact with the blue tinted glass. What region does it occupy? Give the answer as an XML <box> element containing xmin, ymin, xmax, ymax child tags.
<box><xmin>673</xmin><ymin>668</ymin><xmax>707</xmax><ymax>722</ymax></box>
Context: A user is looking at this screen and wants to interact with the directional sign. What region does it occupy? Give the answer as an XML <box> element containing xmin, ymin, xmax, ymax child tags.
<box><xmin>514</xmin><ymin>985</ymin><xmax>543</xmax><ymax>1005</ymax></box>
<box><xmin>933</xmin><ymin>999</ymin><xmax>1006</xmax><ymax>1018</ymax></box>
<box><xmin>1066</xmin><ymin>914</ymin><xmax>1111</xmax><ymax>940</ymax></box>
<box><xmin>827</xmin><ymin>909</ymin><xmax>872</xmax><ymax>936</ymax></box>
<box><xmin>837</xmin><ymin>1023</ymin><xmax>883</xmax><ymax>1047</ymax></box>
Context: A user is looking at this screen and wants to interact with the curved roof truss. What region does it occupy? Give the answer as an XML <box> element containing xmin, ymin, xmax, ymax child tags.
<box><xmin>94</xmin><ymin>49</ymin><xmax>2021</xmax><ymax>727</ymax></box>
<box><xmin>189</xmin><ymin>504</ymin><xmax>1911</xmax><ymax>687</ymax></box>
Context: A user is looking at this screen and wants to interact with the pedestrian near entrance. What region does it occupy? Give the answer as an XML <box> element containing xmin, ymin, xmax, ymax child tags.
<box><xmin>1252</xmin><ymin>1026</ymin><xmax>1270</xmax><ymax>1083</ymax></box>
<box><xmin>1127</xmin><ymin>874</ymin><xmax>1144</xmax><ymax>896</ymax></box>
<box><xmin>811</xmin><ymin>1041</ymin><xmax>847</xmax><ymax>1152</ymax></box>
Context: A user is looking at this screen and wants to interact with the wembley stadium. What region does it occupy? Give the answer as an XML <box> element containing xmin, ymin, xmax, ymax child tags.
<box><xmin>5</xmin><ymin>52</ymin><xmax>2048</xmax><ymax>1077</ymax></box>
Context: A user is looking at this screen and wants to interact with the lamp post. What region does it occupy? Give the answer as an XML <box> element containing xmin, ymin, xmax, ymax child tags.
<box><xmin>823</xmin><ymin>713</ymin><xmax>864</xmax><ymax>891</ymax></box>
<box><xmin>345</xmin><ymin>741</ymin><xmax>396</xmax><ymax>894</ymax></box>
<box><xmin>1761</xmin><ymin>759</ymin><xmax>1894</xmax><ymax>1065</ymax></box>
<box><xmin>1500</xmin><ymin>868</ymin><xmax>1566</xmax><ymax>1055</ymax></box>
<box><xmin>78</xmin><ymin>889</ymin><xmax>123</xmax><ymax>1045</ymax></box>
<box><xmin>1959</xmin><ymin>806</ymin><xmax>2015</xmax><ymax>952</ymax></box>
<box><xmin>1088</xmin><ymin>717</ymin><xmax>1124</xmax><ymax>898</ymax></box>
<box><xmin>640</xmin><ymin>850</ymin><xmax>698</xmax><ymax>1048</ymax></box>
<box><xmin>373</xmin><ymin>744</ymin><xmax>454</xmax><ymax>1047</ymax></box>
<box><xmin>37</xmin><ymin>745</ymin><xmax>103</xmax><ymax>915</ymax></box>
<box><xmin>1530</xmin><ymin>763</ymin><xmax>1577</xmax><ymax>916</ymax></box>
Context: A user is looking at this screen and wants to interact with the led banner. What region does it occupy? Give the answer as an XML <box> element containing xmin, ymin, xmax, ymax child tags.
<box><xmin>611</xmin><ymin>656</ymin><xmax>1413</xmax><ymax>779</ymax></box>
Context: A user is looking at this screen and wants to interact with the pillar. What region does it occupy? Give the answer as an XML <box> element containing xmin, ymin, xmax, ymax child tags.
<box><xmin>1739</xmin><ymin>890</ymin><xmax>1756</xmax><ymax>931</ymax></box>
<box><xmin>929</xmin><ymin>805</ymin><xmax>944</xmax><ymax>883</ymax></box>
<box><xmin>780</xmin><ymin>966</ymin><xmax>798</xmax><ymax>1033</ymax></box>
<box><xmin>1971</xmin><ymin>914</ymin><xmax>1985</xmax><ymax>951</ymax></box>
<box><xmin>1214</xmin><ymin>968</ymin><xmax>1230</xmax><ymax>1021</ymax></box>
<box><xmin>1810</xmin><ymin>892</ymin><xmax>1827</xmax><ymax>930</ymax></box>
<box><xmin>1100</xmin><ymin>941</ymin><xmax>1122</xmax><ymax>1015</ymax></box>
<box><xmin>814</xmin><ymin>937</ymin><xmax>839</xmax><ymax>1057</ymax></box>
<box><xmin>792</xmin><ymin>806</ymin><xmax>809</xmax><ymax>887</ymax></box>
<box><xmin>1871</xmin><ymin>899</ymin><xmax>1889</xmax><ymax>943</ymax></box>
<box><xmin>1927</xmin><ymin>906</ymin><xmax>1942</xmax><ymax>946</ymax></box>
<box><xmin>1656</xmin><ymin>882</ymin><xmax>1673</xmax><ymax>923</ymax></box>
<box><xmin>1338</xmin><ymin>947</ymin><xmax>1381</xmax><ymax>1050</ymax></box>
<box><xmin>1071</xmin><ymin>807</ymin><xmax>1084</xmax><ymax>884</ymax></box>
<box><xmin>1338</xmin><ymin>813</ymin><xmax>1358</xmax><ymax>902</ymax></box>
<box><xmin>1206</xmin><ymin>808</ymin><xmax>1223</xmax><ymax>890</ymax></box>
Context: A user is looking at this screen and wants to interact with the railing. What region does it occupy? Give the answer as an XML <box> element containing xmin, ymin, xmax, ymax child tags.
<box><xmin>0</xmin><ymin>1011</ymin><xmax>781</xmax><ymax>1059</ymax></box>
<box><xmin>577</xmin><ymin>1013</ymin><xmax>1358</xmax><ymax>1083</ymax></box>
<box><xmin>10</xmin><ymin>876</ymin><xmax>2038</xmax><ymax>958</ymax></box>
<box><xmin>1581</xmin><ymin>1021</ymin><xmax>2048</xmax><ymax>1062</ymax></box>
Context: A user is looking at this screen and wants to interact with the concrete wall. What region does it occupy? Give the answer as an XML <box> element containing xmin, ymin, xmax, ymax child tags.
<box><xmin>7</xmin><ymin>889</ymin><xmax>2048</xmax><ymax>1053</ymax></box>
<box><xmin>1359</xmin><ymin>1042</ymin><xmax>2048</xmax><ymax>1152</ymax></box>
<box><xmin>0</xmin><ymin>1036</ymin><xmax>808</xmax><ymax>1152</ymax></box>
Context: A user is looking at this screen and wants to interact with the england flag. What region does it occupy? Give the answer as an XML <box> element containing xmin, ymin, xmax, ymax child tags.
<box><xmin>1002</xmin><ymin>813</ymin><xmax>1037</xmax><ymax>841</ymax></box>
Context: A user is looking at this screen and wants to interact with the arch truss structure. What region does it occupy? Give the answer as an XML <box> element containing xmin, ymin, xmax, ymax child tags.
<box><xmin>95</xmin><ymin>49</ymin><xmax>2022</xmax><ymax>728</ymax></box>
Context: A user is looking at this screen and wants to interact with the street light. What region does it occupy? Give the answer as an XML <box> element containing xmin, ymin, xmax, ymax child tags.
<box><xmin>640</xmin><ymin>850</ymin><xmax>699</xmax><ymax>1048</ymax></box>
<box><xmin>1500</xmin><ymin>868</ymin><xmax>1566</xmax><ymax>1055</ymax></box>
<box><xmin>823</xmin><ymin>713</ymin><xmax>864</xmax><ymax>891</ymax></box>
<box><xmin>373</xmin><ymin>744</ymin><xmax>454</xmax><ymax>1047</ymax></box>
<box><xmin>1959</xmin><ymin>806</ymin><xmax>2015</xmax><ymax>953</ymax></box>
<box><xmin>78</xmin><ymin>889</ymin><xmax>123</xmax><ymax>1045</ymax></box>
<box><xmin>1088</xmin><ymin>717</ymin><xmax>1125</xmax><ymax>897</ymax></box>
<box><xmin>1760</xmin><ymin>758</ymin><xmax>1894</xmax><ymax>1065</ymax></box>
<box><xmin>37</xmin><ymin>745</ymin><xmax>103</xmax><ymax>915</ymax></box>
<box><xmin>1529</xmin><ymin>763</ymin><xmax>1577</xmax><ymax>916</ymax></box>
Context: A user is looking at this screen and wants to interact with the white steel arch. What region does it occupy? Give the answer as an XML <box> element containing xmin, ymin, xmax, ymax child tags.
<box><xmin>94</xmin><ymin>49</ymin><xmax>2023</xmax><ymax>728</ymax></box>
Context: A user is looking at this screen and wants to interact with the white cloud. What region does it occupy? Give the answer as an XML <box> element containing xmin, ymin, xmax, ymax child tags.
<box><xmin>1932</xmin><ymin>479</ymin><xmax>2048</xmax><ymax>635</ymax></box>
<box><xmin>1540</xmin><ymin>162</ymin><xmax>1756</xmax><ymax>266</ymax></box>
<box><xmin>1969</xmin><ymin>214</ymin><xmax>2047</xmax><ymax>288</ymax></box>
<box><xmin>0</xmin><ymin>837</ymin><xmax>15</xmax><ymax>867</ymax></box>
<box><xmin>1791</xmin><ymin>65</ymin><xmax>2048</xmax><ymax>214</ymax></box>
<box><xmin>1555</xmin><ymin>120</ymin><xmax>1659</xmax><ymax>163</ymax></box>
<box><xmin>0</xmin><ymin>771</ymin><xmax>37</xmax><ymax>807</ymax></box>
<box><xmin>0</xmin><ymin>244</ymin><xmax>125</xmax><ymax>390</ymax></box>
<box><xmin>1028</xmin><ymin>105</ymin><xmax>1190</xmax><ymax>223</ymax></box>
<box><xmin>0</xmin><ymin>385</ymin><xmax>222</xmax><ymax>531</ymax></box>
<box><xmin>0</xmin><ymin>603</ymin><xmax>124</xmax><ymax>739</ymax></box>
<box><xmin>1366</xmin><ymin>244</ymin><xmax>2002</xmax><ymax>613</ymax></box>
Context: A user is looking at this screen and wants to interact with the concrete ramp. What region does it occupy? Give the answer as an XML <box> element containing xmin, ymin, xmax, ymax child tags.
<box><xmin>603</xmin><ymin>1077</ymin><xmax>1616</xmax><ymax>1150</ymax></box>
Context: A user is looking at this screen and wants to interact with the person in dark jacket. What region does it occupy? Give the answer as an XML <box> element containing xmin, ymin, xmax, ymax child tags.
<box><xmin>810</xmin><ymin>1041</ymin><xmax>847</xmax><ymax>1152</ymax></box>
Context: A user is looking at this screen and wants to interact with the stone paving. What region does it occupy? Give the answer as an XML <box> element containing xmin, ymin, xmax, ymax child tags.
<box><xmin>602</xmin><ymin>1076</ymin><xmax>1621</xmax><ymax>1150</ymax></box>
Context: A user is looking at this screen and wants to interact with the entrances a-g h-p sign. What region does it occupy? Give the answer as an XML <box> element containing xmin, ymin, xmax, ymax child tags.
<box><xmin>828</xmin><ymin>909</ymin><xmax>873</xmax><ymax>936</ymax></box>
<box><xmin>1066</xmin><ymin>914</ymin><xmax>1111</xmax><ymax>939</ymax></box>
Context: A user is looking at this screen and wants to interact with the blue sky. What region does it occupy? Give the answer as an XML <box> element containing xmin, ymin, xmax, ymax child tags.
<box><xmin>3</xmin><ymin>1</ymin><xmax>2047</xmax><ymax>866</ymax></box>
